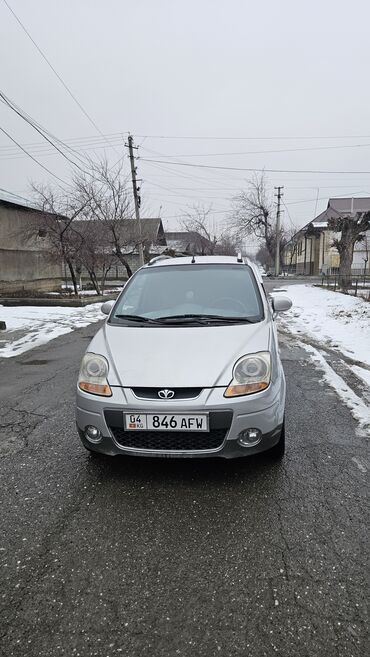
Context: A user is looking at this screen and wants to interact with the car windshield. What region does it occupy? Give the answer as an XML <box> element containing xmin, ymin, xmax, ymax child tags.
<box><xmin>110</xmin><ymin>264</ymin><xmax>264</xmax><ymax>325</ymax></box>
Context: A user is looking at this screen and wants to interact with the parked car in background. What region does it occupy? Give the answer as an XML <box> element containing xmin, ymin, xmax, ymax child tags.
<box><xmin>76</xmin><ymin>255</ymin><xmax>292</xmax><ymax>460</ymax></box>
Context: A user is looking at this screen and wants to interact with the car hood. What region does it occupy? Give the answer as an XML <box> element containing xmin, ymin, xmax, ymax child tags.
<box><xmin>89</xmin><ymin>321</ymin><xmax>271</xmax><ymax>388</ymax></box>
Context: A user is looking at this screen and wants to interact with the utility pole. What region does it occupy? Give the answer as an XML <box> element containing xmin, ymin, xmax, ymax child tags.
<box><xmin>126</xmin><ymin>134</ymin><xmax>144</xmax><ymax>267</ymax></box>
<box><xmin>274</xmin><ymin>186</ymin><xmax>284</xmax><ymax>276</ymax></box>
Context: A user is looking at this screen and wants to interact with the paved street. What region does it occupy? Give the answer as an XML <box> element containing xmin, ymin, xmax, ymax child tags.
<box><xmin>0</xmin><ymin>315</ymin><xmax>369</xmax><ymax>657</ymax></box>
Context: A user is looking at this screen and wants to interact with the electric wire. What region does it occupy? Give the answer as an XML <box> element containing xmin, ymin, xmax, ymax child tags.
<box><xmin>0</xmin><ymin>139</ymin><xmax>126</xmax><ymax>161</ymax></box>
<box><xmin>0</xmin><ymin>91</ymin><xmax>127</xmax><ymax>187</ymax></box>
<box><xmin>1</xmin><ymin>0</ymin><xmax>120</xmax><ymax>155</ymax></box>
<box><xmin>0</xmin><ymin>91</ymin><xmax>91</xmax><ymax>173</ymax></box>
<box><xmin>140</xmin><ymin>142</ymin><xmax>370</xmax><ymax>159</ymax></box>
<box><xmin>136</xmin><ymin>133</ymin><xmax>370</xmax><ymax>141</ymax></box>
<box><xmin>0</xmin><ymin>124</ymin><xmax>70</xmax><ymax>186</ymax></box>
<box><xmin>0</xmin><ymin>131</ymin><xmax>128</xmax><ymax>154</ymax></box>
<box><xmin>140</xmin><ymin>158</ymin><xmax>370</xmax><ymax>176</ymax></box>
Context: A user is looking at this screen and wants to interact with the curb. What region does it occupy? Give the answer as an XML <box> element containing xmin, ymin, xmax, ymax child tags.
<box><xmin>0</xmin><ymin>294</ymin><xmax>118</xmax><ymax>308</ymax></box>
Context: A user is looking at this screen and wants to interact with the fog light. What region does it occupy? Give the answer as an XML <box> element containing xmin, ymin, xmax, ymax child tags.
<box><xmin>84</xmin><ymin>425</ymin><xmax>102</xmax><ymax>444</ymax></box>
<box><xmin>238</xmin><ymin>428</ymin><xmax>262</xmax><ymax>447</ymax></box>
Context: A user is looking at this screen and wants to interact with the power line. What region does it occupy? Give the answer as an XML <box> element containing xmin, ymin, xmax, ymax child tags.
<box><xmin>2</xmin><ymin>0</ymin><xmax>120</xmax><ymax>156</ymax></box>
<box><xmin>284</xmin><ymin>190</ymin><xmax>370</xmax><ymax>206</ymax></box>
<box><xmin>142</xmin><ymin>156</ymin><xmax>237</xmax><ymax>187</ymax></box>
<box><xmin>0</xmin><ymin>140</ymin><xmax>123</xmax><ymax>161</ymax></box>
<box><xmin>141</xmin><ymin>142</ymin><xmax>370</xmax><ymax>158</ymax></box>
<box><xmin>281</xmin><ymin>200</ymin><xmax>296</xmax><ymax>230</ymax></box>
<box><xmin>2</xmin><ymin>129</ymin><xmax>368</xmax><ymax>155</ymax></box>
<box><xmin>140</xmin><ymin>157</ymin><xmax>370</xmax><ymax>176</ymax></box>
<box><xmin>0</xmin><ymin>90</ymin><xmax>90</xmax><ymax>173</ymax></box>
<box><xmin>0</xmin><ymin>131</ymin><xmax>129</xmax><ymax>154</ymax></box>
<box><xmin>136</xmin><ymin>133</ymin><xmax>370</xmax><ymax>141</ymax></box>
<box><xmin>0</xmin><ymin>137</ymin><xmax>127</xmax><ymax>160</ymax></box>
<box><xmin>0</xmin><ymin>90</ymin><xmax>125</xmax><ymax>182</ymax></box>
<box><xmin>0</xmin><ymin>124</ymin><xmax>69</xmax><ymax>186</ymax></box>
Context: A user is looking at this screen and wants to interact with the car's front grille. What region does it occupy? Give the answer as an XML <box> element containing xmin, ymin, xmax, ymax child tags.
<box><xmin>131</xmin><ymin>387</ymin><xmax>203</xmax><ymax>400</ymax></box>
<box><xmin>104</xmin><ymin>410</ymin><xmax>232</xmax><ymax>452</ymax></box>
<box><xmin>110</xmin><ymin>427</ymin><xmax>227</xmax><ymax>451</ymax></box>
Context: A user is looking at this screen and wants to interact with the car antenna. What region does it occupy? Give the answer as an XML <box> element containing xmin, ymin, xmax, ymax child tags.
<box><xmin>191</xmin><ymin>253</ymin><xmax>196</xmax><ymax>263</ymax></box>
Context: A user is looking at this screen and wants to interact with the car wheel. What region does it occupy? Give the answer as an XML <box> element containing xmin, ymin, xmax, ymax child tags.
<box><xmin>268</xmin><ymin>421</ymin><xmax>285</xmax><ymax>459</ymax></box>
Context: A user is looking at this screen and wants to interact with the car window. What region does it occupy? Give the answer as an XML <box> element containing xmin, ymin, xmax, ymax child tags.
<box><xmin>118</xmin><ymin>273</ymin><xmax>145</xmax><ymax>312</ymax></box>
<box><xmin>112</xmin><ymin>264</ymin><xmax>264</xmax><ymax>323</ymax></box>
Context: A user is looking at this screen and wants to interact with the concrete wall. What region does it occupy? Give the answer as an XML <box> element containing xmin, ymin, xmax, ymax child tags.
<box><xmin>0</xmin><ymin>204</ymin><xmax>62</xmax><ymax>292</ymax></box>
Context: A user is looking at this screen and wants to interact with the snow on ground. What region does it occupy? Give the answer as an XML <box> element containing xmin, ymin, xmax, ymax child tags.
<box><xmin>351</xmin><ymin>365</ymin><xmax>370</xmax><ymax>388</ymax></box>
<box><xmin>278</xmin><ymin>284</ymin><xmax>370</xmax><ymax>434</ymax></box>
<box><xmin>302</xmin><ymin>344</ymin><xmax>370</xmax><ymax>436</ymax></box>
<box><xmin>277</xmin><ymin>285</ymin><xmax>370</xmax><ymax>368</ymax></box>
<box><xmin>0</xmin><ymin>303</ymin><xmax>104</xmax><ymax>358</ymax></box>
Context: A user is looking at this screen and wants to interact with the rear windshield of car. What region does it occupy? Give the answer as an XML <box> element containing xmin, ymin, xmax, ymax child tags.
<box><xmin>110</xmin><ymin>264</ymin><xmax>264</xmax><ymax>325</ymax></box>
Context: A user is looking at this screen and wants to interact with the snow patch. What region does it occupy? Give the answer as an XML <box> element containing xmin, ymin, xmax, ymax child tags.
<box><xmin>278</xmin><ymin>285</ymin><xmax>370</xmax><ymax>367</ymax></box>
<box><xmin>0</xmin><ymin>303</ymin><xmax>104</xmax><ymax>358</ymax></box>
<box><xmin>302</xmin><ymin>343</ymin><xmax>370</xmax><ymax>436</ymax></box>
<box><xmin>351</xmin><ymin>365</ymin><xmax>370</xmax><ymax>388</ymax></box>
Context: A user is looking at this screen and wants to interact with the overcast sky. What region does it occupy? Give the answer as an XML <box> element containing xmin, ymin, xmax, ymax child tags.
<box><xmin>1</xmin><ymin>0</ymin><xmax>370</xmax><ymax>243</ymax></box>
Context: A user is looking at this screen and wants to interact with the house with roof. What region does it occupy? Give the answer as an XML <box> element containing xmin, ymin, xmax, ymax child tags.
<box><xmin>116</xmin><ymin>217</ymin><xmax>167</xmax><ymax>267</ymax></box>
<box><xmin>73</xmin><ymin>216</ymin><xmax>167</xmax><ymax>278</ymax></box>
<box><xmin>165</xmin><ymin>230</ymin><xmax>214</xmax><ymax>255</ymax></box>
<box><xmin>283</xmin><ymin>198</ymin><xmax>370</xmax><ymax>275</ymax></box>
<box><xmin>0</xmin><ymin>194</ymin><xmax>167</xmax><ymax>292</ymax></box>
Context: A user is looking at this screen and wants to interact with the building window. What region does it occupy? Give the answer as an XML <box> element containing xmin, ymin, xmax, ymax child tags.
<box><xmin>38</xmin><ymin>228</ymin><xmax>47</xmax><ymax>238</ymax></box>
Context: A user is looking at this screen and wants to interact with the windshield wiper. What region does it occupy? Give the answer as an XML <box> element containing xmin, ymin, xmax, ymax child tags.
<box><xmin>155</xmin><ymin>314</ymin><xmax>257</xmax><ymax>324</ymax></box>
<box><xmin>114</xmin><ymin>314</ymin><xmax>161</xmax><ymax>324</ymax></box>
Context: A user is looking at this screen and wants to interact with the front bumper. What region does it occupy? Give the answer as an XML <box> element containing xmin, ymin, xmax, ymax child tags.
<box><xmin>76</xmin><ymin>380</ymin><xmax>285</xmax><ymax>459</ymax></box>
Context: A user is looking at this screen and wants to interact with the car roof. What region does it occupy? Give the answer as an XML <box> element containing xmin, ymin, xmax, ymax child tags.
<box><xmin>145</xmin><ymin>255</ymin><xmax>253</xmax><ymax>268</ymax></box>
<box><xmin>144</xmin><ymin>254</ymin><xmax>263</xmax><ymax>284</ymax></box>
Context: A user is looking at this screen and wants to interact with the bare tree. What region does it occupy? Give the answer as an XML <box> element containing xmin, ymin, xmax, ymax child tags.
<box><xmin>255</xmin><ymin>244</ymin><xmax>274</xmax><ymax>270</ymax></box>
<box><xmin>181</xmin><ymin>205</ymin><xmax>218</xmax><ymax>254</ymax></box>
<box><xmin>329</xmin><ymin>210</ymin><xmax>370</xmax><ymax>289</ymax></box>
<box><xmin>214</xmin><ymin>233</ymin><xmax>238</xmax><ymax>256</ymax></box>
<box><xmin>27</xmin><ymin>159</ymin><xmax>149</xmax><ymax>294</ymax></box>
<box><xmin>279</xmin><ymin>227</ymin><xmax>298</xmax><ymax>272</ymax></box>
<box><xmin>73</xmin><ymin>219</ymin><xmax>115</xmax><ymax>295</ymax></box>
<box><xmin>231</xmin><ymin>173</ymin><xmax>283</xmax><ymax>263</ymax></box>
<box><xmin>73</xmin><ymin>159</ymin><xmax>137</xmax><ymax>278</ymax></box>
<box><xmin>180</xmin><ymin>204</ymin><xmax>238</xmax><ymax>255</ymax></box>
<box><xmin>28</xmin><ymin>184</ymin><xmax>87</xmax><ymax>294</ymax></box>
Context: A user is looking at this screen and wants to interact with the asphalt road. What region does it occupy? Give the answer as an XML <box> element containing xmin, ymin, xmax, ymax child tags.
<box><xmin>0</xmin><ymin>312</ymin><xmax>369</xmax><ymax>656</ymax></box>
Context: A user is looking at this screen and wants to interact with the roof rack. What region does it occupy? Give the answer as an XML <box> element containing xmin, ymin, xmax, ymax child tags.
<box><xmin>147</xmin><ymin>255</ymin><xmax>173</xmax><ymax>266</ymax></box>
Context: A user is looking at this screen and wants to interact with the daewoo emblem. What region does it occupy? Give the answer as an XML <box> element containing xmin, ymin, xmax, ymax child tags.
<box><xmin>158</xmin><ymin>389</ymin><xmax>175</xmax><ymax>399</ymax></box>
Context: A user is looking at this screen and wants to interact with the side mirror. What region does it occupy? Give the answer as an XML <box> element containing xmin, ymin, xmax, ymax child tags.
<box><xmin>271</xmin><ymin>295</ymin><xmax>292</xmax><ymax>313</ymax></box>
<box><xmin>101</xmin><ymin>300</ymin><xmax>115</xmax><ymax>315</ymax></box>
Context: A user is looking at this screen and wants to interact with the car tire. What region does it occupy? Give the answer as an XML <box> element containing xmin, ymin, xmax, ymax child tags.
<box><xmin>268</xmin><ymin>421</ymin><xmax>285</xmax><ymax>459</ymax></box>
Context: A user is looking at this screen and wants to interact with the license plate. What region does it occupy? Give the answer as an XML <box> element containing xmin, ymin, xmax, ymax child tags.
<box><xmin>125</xmin><ymin>413</ymin><xmax>209</xmax><ymax>432</ymax></box>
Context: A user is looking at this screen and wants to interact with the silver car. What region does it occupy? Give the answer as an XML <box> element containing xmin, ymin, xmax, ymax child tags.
<box><xmin>76</xmin><ymin>255</ymin><xmax>292</xmax><ymax>459</ymax></box>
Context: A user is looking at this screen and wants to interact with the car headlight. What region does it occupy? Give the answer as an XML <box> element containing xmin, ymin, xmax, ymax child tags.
<box><xmin>224</xmin><ymin>351</ymin><xmax>271</xmax><ymax>397</ymax></box>
<box><xmin>78</xmin><ymin>353</ymin><xmax>112</xmax><ymax>396</ymax></box>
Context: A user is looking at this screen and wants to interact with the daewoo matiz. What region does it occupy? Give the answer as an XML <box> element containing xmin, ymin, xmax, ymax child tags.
<box><xmin>76</xmin><ymin>255</ymin><xmax>292</xmax><ymax>459</ymax></box>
